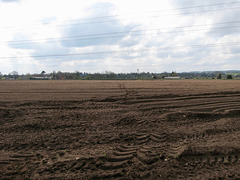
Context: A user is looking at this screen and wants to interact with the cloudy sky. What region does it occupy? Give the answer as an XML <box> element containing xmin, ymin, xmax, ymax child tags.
<box><xmin>0</xmin><ymin>0</ymin><xmax>240</xmax><ymax>74</ymax></box>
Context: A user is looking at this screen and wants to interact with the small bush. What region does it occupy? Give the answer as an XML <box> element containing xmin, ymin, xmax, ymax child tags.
<box><xmin>226</xmin><ymin>74</ymin><xmax>233</xmax><ymax>79</ymax></box>
<box><xmin>216</xmin><ymin>73</ymin><xmax>222</xmax><ymax>79</ymax></box>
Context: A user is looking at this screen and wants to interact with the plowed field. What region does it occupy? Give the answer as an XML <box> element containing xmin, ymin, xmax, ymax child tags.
<box><xmin>0</xmin><ymin>80</ymin><xmax>240</xmax><ymax>179</ymax></box>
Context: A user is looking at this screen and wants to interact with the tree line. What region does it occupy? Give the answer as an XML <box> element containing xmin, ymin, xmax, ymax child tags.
<box><xmin>0</xmin><ymin>70</ymin><xmax>239</xmax><ymax>80</ymax></box>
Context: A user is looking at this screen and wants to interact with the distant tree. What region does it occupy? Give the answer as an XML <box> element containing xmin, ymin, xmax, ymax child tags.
<box><xmin>216</xmin><ymin>73</ymin><xmax>222</xmax><ymax>79</ymax></box>
<box><xmin>226</xmin><ymin>74</ymin><xmax>233</xmax><ymax>79</ymax></box>
<box><xmin>10</xmin><ymin>71</ymin><xmax>19</xmax><ymax>79</ymax></box>
<box><xmin>105</xmin><ymin>71</ymin><xmax>116</xmax><ymax>79</ymax></box>
<box><xmin>11</xmin><ymin>71</ymin><xmax>18</xmax><ymax>75</ymax></box>
<box><xmin>41</xmin><ymin>71</ymin><xmax>46</xmax><ymax>76</ymax></box>
<box><xmin>25</xmin><ymin>73</ymin><xmax>31</xmax><ymax>80</ymax></box>
<box><xmin>75</xmin><ymin>71</ymin><xmax>80</xmax><ymax>79</ymax></box>
<box><xmin>56</xmin><ymin>71</ymin><xmax>65</xmax><ymax>80</ymax></box>
<box><xmin>52</xmin><ymin>71</ymin><xmax>56</xmax><ymax>79</ymax></box>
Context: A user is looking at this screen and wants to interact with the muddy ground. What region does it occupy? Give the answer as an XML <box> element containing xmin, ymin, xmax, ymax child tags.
<box><xmin>0</xmin><ymin>80</ymin><xmax>240</xmax><ymax>179</ymax></box>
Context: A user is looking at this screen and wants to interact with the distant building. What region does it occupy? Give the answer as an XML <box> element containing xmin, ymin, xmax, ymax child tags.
<box><xmin>30</xmin><ymin>76</ymin><xmax>51</xmax><ymax>80</ymax></box>
<box><xmin>164</xmin><ymin>76</ymin><xmax>181</xmax><ymax>79</ymax></box>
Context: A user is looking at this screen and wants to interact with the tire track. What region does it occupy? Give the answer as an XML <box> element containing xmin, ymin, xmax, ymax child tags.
<box><xmin>129</xmin><ymin>94</ymin><xmax>240</xmax><ymax>114</ymax></box>
<box><xmin>121</xmin><ymin>92</ymin><xmax>240</xmax><ymax>106</ymax></box>
<box><xmin>93</xmin><ymin>145</ymin><xmax>137</xmax><ymax>179</ymax></box>
<box><xmin>188</xmin><ymin>102</ymin><xmax>240</xmax><ymax>113</ymax></box>
<box><xmin>94</xmin><ymin>143</ymin><xmax>165</xmax><ymax>179</ymax></box>
<box><xmin>178</xmin><ymin>152</ymin><xmax>240</xmax><ymax>180</ymax></box>
<box><xmin>180</xmin><ymin>153</ymin><xmax>240</xmax><ymax>166</ymax></box>
<box><xmin>135</xmin><ymin>133</ymin><xmax>168</xmax><ymax>144</ymax></box>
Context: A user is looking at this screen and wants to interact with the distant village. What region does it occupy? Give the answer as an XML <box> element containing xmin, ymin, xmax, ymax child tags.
<box><xmin>0</xmin><ymin>70</ymin><xmax>239</xmax><ymax>80</ymax></box>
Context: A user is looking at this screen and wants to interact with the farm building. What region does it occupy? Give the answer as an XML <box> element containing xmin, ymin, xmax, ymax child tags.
<box><xmin>30</xmin><ymin>77</ymin><xmax>51</xmax><ymax>80</ymax></box>
<box><xmin>164</xmin><ymin>76</ymin><xmax>181</xmax><ymax>79</ymax></box>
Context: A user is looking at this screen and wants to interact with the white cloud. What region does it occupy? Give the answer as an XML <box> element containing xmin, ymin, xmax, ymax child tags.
<box><xmin>0</xmin><ymin>0</ymin><xmax>240</xmax><ymax>74</ymax></box>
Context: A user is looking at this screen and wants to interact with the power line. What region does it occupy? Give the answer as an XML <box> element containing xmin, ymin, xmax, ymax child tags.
<box><xmin>2</xmin><ymin>51</ymin><xmax>240</xmax><ymax>69</ymax></box>
<box><xmin>1</xmin><ymin>2</ymin><xmax>240</xmax><ymax>30</ymax></box>
<box><xmin>1</xmin><ymin>41</ymin><xmax>240</xmax><ymax>60</ymax></box>
<box><xmin>3</xmin><ymin>20</ymin><xmax>240</xmax><ymax>46</ymax></box>
<box><xmin>61</xmin><ymin>1</ymin><xmax>240</xmax><ymax>23</ymax></box>
<box><xmin>6</xmin><ymin>25</ymin><xmax>240</xmax><ymax>46</ymax></box>
<box><xmin>57</xmin><ymin>6</ymin><xmax>240</xmax><ymax>27</ymax></box>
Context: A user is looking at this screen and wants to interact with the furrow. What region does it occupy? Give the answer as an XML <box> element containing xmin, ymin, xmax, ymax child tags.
<box><xmin>137</xmin><ymin>152</ymin><xmax>159</xmax><ymax>165</ymax></box>
<box><xmin>102</xmin><ymin>160</ymin><xmax>128</xmax><ymax>170</ymax></box>
<box><xmin>113</xmin><ymin>150</ymin><xmax>136</xmax><ymax>156</ymax></box>
<box><xmin>108</xmin><ymin>154</ymin><xmax>133</xmax><ymax>162</ymax></box>
<box><xmin>91</xmin><ymin>170</ymin><xmax>123</xmax><ymax>179</ymax></box>
<box><xmin>136</xmin><ymin>134</ymin><xmax>150</xmax><ymax>140</ymax></box>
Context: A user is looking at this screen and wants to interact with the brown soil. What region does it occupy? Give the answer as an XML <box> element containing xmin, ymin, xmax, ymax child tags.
<box><xmin>0</xmin><ymin>80</ymin><xmax>240</xmax><ymax>179</ymax></box>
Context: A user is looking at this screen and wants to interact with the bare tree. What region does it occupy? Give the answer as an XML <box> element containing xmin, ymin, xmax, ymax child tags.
<box><xmin>10</xmin><ymin>71</ymin><xmax>19</xmax><ymax>79</ymax></box>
